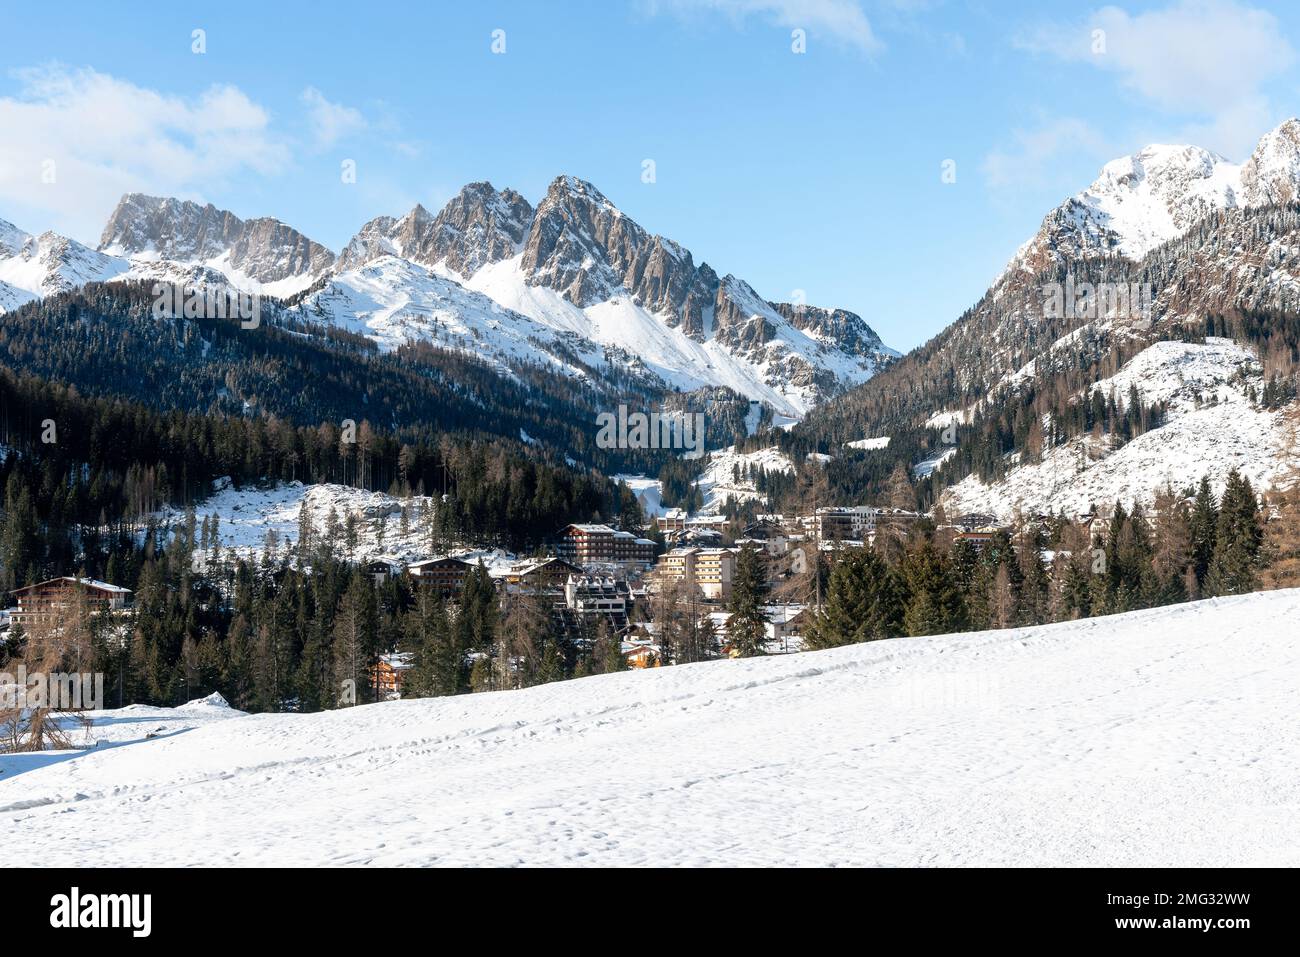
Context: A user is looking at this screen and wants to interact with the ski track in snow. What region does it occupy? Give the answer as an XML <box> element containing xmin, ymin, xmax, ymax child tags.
<box><xmin>3</xmin><ymin>591</ymin><xmax>1298</xmax><ymax>866</ymax></box>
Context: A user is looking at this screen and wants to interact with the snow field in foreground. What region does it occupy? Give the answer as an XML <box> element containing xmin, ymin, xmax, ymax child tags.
<box><xmin>2</xmin><ymin>590</ymin><xmax>1297</xmax><ymax>866</ymax></box>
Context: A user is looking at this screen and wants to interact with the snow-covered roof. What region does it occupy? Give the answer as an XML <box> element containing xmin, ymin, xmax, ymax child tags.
<box><xmin>11</xmin><ymin>576</ymin><xmax>132</xmax><ymax>595</ymax></box>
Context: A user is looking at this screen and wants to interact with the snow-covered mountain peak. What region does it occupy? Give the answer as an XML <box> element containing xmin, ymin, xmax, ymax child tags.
<box><xmin>336</xmin><ymin>182</ymin><xmax>532</xmax><ymax>278</ymax></box>
<box><xmin>1240</xmin><ymin>116</ymin><xmax>1300</xmax><ymax>206</ymax></box>
<box><xmin>8</xmin><ymin>173</ymin><xmax>893</xmax><ymax>417</ymax></box>
<box><xmin>99</xmin><ymin>193</ymin><xmax>242</xmax><ymax>259</ymax></box>
<box><xmin>1004</xmin><ymin>119</ymin><xmax>1300</xmax><ymax>284</ymax></box>
<box><xmin>335</xmin><ymin>214</ymin><xmax>399</xmax><ymax>271</ymax></box>
<box><xmin>431</xmin><ymin>175</ymin><xmax>894</xmax><ymax>412</ymax></box>
<box><xmin>0</xmin><ymin>219</ymin><xmax>127</xmax><ymax>311</ymax></box>
<box><xmin>0</xmin><ymin>217</ymin><xmax>29</xmax><ymax>256</ymax></box>
<box><xmin>98</xmin><ymin>192</ymin><xmax>333</xmax><ymax>292</ymax></box>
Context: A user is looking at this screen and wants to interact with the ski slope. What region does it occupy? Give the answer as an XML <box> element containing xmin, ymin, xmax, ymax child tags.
<box><xmin>3</xmin><ymin>591</ymin><xmax>1298</xmax><ymax>866</ymax></box>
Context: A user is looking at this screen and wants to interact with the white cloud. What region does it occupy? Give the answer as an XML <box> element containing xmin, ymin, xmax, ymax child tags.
<box><xmin>1015</xmin><ymin>0</ymin><xmax>1294</xmax><ymax>156</ymax></box>
<box><xmin>646</xmin><ymin>0</ymin><xmax>882</xmax><ymax>54</ymax></box>
<box><xmin>301</xmin><ymin>86</ymin><xmax>367</xmax><ymax>149</ymax></box>
<box><xmin>0</xmin><ymin>65</ymin><xmax>289</xmax><ymax>243</ymax></box>
<box><xmin>982</xmin><ymin>117</ymin><xmax>1110</xmax><ymax>192</ymax></box>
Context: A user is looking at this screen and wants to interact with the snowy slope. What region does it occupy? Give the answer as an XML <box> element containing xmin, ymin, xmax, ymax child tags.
<box><xmin>4</xmin><ymin>591</ymin><xmax>1298</xmax><ymax>866</ymax></box>
<box><xmin>154</xmin><ymin>478</ymin><xmax>522</xmax><ymax>573</ymax></box>
<box><xmin>158</xmin><ymin>479</ymin><xmax>441</xmax><ymax>563</ymax></box>
<box><xmin>288</xmin><ymin>256</ymin><xmax>617</xmax><ymax>383</ymax></box>
<box><xmin>693</xmin><ymin>445</ymin><xmax>795</xmax><ymax>512</ymax></box>
<box><xmin>0</xmin><ymin>219</ymin><xmax>128</xmax><ymax>311</ymax></box>
<box><xmin>943</xmin><ymin>339</ymin><xmax>1298</xmax><ymax>520</ymax></box>
<box><xmin>0</xmin><ymin>694</ymin><xmax>242</xmax><ymax>781</ymax></box>
<box><xmin>462</xmin><ymin>256</ymin><xmax>873</xmax><ymax>417</ymax></box>
<box><xmin>612</xmin><ymin>474</ymin><xmax>666</xmax><ymax>517</ymax></box>
<box><xmin>1003</xmin><ymin>118</ymin><xmax>1300</xmax><ymax>283</ymax></box>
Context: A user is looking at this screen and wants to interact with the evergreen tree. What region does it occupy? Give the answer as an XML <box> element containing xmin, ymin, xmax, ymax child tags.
<box><xmin>408</xmin><ymin>593</ymin><xmax>464</xmax><ymax>697</ymax></box>
<box><xmin>803</xmin><ymin>547</ymin><xmax>905</xmax><ymax>648</ymax></box>
<box><xmin>332</xmin><ymin>569</ymin><xmax>379</xmax><ymax>704</ymax></box>
<box><xmin>1205</xmin><ymin>470</ymin><xmax>1263</xmax><ymax>596</ymax></box>
<box><xmin>727</xmin><ymin>542</ymin><xmax>769</xmax><ymax>657</ymax></box>
<box><xmin>902</xmin><ymin>543</ymin><xmax>965</xmax><ymax>636</ymax></box>
<box><xmin>1189</xmin><ymin>477</ymin><xmax>1219</xmax><ymax>588</ymax></box>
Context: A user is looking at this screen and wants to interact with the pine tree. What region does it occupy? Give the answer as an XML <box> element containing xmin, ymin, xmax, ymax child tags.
<box><xmin>1205</xmin><ymin>470</ymin><xmax>1263</xmax><ymax>596</ymax></box>
<box><xmin>592</xmin><ymin>617</ymin><xmax>625</xmax><ymax>674</ymax></box>
<box><xmin>1261</xmin><ymin>477</ymin><xmax>1300</xmax><ymax>589</ymax></box>
<box><xmin>887</xmin><ymin>461</ymin><xmax>916</xmax><ymax>511</ymax></box>
<box><xmin>902</xmin><ymin>543</ymin><xmax>965</xmax><ymax>636</ymax></box>
<box><xmin>332</xmin><ymin>569</ymin><xmax>379</xmax><ymax>704</ymax></box>
<box><xmin>1189</xmin><ymin>477</ymin><xmax>1219</xmax><ymax>588</ymax></box>
<box><xmin>727</xmin><ymin>542</ymin><xmax>769</xmax><ymax>657</ymax></box>
<box><xmin>536</xmin><ymin>640</ymin><xmax>565</xmax><ymax>684</ymax></box>
<box><xmin>1150</xmin><ymin>486</ymin><xmax>1193</xmax><ymax>604</ymax></box>
<box><xmin>409</xmin><ymin>593</ymin><xmax>463</xmax><ymax>697</ymax></box>
<box><xmin>803</xmin><ymin>548</ymin><xmax>905</xmax><ymax>648</ymax></box>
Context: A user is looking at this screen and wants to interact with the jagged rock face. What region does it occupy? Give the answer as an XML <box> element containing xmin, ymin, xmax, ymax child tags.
<box><xmin>711</xmin><ymin>276</ymin><xmax>775</xmax><ymax>351</ymax></box>
<box><xmin>336</xmin><ymin>184</ymin><xmax>532</xmax><ymax>277</ymax></box>
<box><xmin>99</xmin><ymin>194</ymin><xmax>333</xmax><ymax>284</ymax></box>
<box><xmin>426</xmin><ymin>184</ymin><xmax>532</xmax><ymax>276</ymax></box>
<box><xmin>228</xmin><ymin>217</ymin><xmax>335</xmax><ymax>283</ymax></box>
<box><xmin>520</xmin><ymin>176</ymin><xmax>721</xmax><ymax>335</ymax></box>
<box><xmin>335</xmin><ymin>214</ymin><xmax>399</xmax><ymax>272</ymax></box>
<box><xmin>100</xmin><ymin>194</ymin><xmax>242</xmax><ymax>261</ymax></box>
<box><xmin>769</xmin><ymin>301</ymin><xmax>887</xmax><ymax>356</ymax></box>
<box><xmin>521</xmin><ymin>176</ymin><xmax>635</xmax><ymax>304</ymax></box>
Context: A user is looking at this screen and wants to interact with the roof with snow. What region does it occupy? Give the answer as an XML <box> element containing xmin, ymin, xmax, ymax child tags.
<box><xmin>11</xmin><ymin>576</ymin><xmax>132</xmax><ymax>595</ymax></box>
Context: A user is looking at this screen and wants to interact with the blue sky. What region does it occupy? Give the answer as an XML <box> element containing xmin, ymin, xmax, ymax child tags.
<box><xmin>3</xmin><ymin>0</ymin><xmax>1299</xmax><ymax>349</ymax></box>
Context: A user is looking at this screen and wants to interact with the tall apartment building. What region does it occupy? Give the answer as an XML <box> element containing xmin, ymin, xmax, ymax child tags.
<box><xmin>806</xmin><ymin>506</ymin><xmax>878</xmax><ymax>541</ymax></box>
<box><xmin>653</xmin><ymin>547</ymin><xmax>736</xmax><ymax>600</ymax></box>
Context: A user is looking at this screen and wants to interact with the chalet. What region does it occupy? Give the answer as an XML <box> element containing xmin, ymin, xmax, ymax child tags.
<box><xmin>705</xmin><ymin>603</ymin><xmax>807</xmax><ymax>654</ymax></box>
<box><xmin>365</xmin><ymin>558</ymin><xmax>402</xmax><ymax>585</ymax></box>
<box><xmin>370</xmin><ymin>652</ymin><xmax>413</xmax><ymax>699</ymax></box>
<box><xmin>953</xmin><ymin>512</ymin><xmax>998</xmax><ymax>531</ymax></box>
<box><xmin>686</xmin><ymin>514</ymin><xmax>729</xmax><ymax>533</ymax></box>
<box><xmin>504</xmin><ymin>557</ymin><xmax>584</xmax><ymax>595</ymax></box>
<box><xmin>408</xmin><ymin>556</ymin><xmax>475</xmax><ymax>599</ymax></box>
<box><xmin>667</xmin><ymin>526</ymin><xmax>723</xmax><ymax>548</ymax></box>
<box><xmin>742</xmin><ymin>518</ymin><xmax>784</xmax><ymax>540</ymax></box>
<box><xmin>621</xmin><ymin>639</ymin><xmax>660</xmax><ymax>669</ymax></box>
<box><xmin>953</xmin><ymin>526</ymin><xmax>1004</xmax><ymax>550</ymax></box>
<box><xmin>9</xmin><ymin>577</ymin><xmax>132</xmax><ymax>629</ymax></box>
